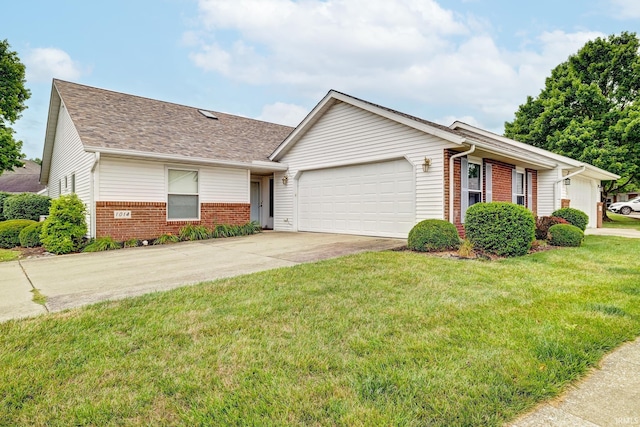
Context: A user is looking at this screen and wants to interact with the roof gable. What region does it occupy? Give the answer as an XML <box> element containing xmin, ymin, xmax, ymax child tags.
<box><xmin>41</xmin><ymin>80</ymin><xmax>294</xmax><ymax>180</ymax></box>
<box><xmin>269</xmin><ymin>90</ymin><xmax>466</xmax><ymax>160</ymax></box>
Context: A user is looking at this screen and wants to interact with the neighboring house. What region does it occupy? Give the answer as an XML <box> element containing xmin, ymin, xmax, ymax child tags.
<box><xmin>40</xmin><ymin>80</ymin><xmax>293</xmax><ymax>240</ymax></box>
<box><xmin>0</xmin><ymin>160</ymin><xmax>46</xmax><ymax>194</ymax></box>
<box><xmin>42</xmin><ymin>82</ymin><xmax>619</xmax><ymax>241</ymax></box>
<box><xmin>270</xmin><ymin>91</ymin><xmax>619</xmax><ymax>237</ymax></box>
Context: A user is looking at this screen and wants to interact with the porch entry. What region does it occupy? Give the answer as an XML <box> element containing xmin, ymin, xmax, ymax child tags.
<box><xmin>250</xmin><ymin>181</ymin><xmax>261</xmax><ymax>224</ymax></box>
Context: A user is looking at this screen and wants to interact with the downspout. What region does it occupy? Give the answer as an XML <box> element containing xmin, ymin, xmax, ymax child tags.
<box><xmin>90</xmin><ymin>152</ymin><xmax>100</xmax><ymax>238</ymax></box>
<box><xmin>449</xmin><ymin>145</ymin><xmax>476</xmax><ymax>223</ymax></box>
<box><xmin>553</xmin><ymin>165</ymin><xmax>586</xmax><ymax>211</ymax></box>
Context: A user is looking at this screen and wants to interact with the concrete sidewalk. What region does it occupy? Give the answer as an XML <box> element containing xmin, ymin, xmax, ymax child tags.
<box><xmin>2</xmin><ymin>231</ymin><xmax>404</xmax><ymax>318</ymax></box>
<box><xmin>586</xmin><ymin>228</ymin><xmax>640</xmax><ymax>238</ymax></box>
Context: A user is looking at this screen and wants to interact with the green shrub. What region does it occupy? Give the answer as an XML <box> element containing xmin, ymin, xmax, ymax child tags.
<box><xmin>551</xmin><ymin>207</ymin><xmax>589</xmax><ymax>231</ymax></box>
<box><xmin>549</xmin><ymin>224</ymin><xmax>584</xmax><ymax>247</ymax></box>
<box><xmin>464</xmin><ymin>202</ymin><xmax>535</xmax><ymax>257</ymax></box>
<box><xmin>179</xmin><ymin>224</ymin><xmax>210</xmax><ymax>241</ymax></box>
<box><xmin>211</xmin><ymin>222</ymin><xmax>262</xmax><ymax>238</ymax></box>
<box><xmin>0</xmin><ymin>192</ymin><xmax>12</xmax><ymax>221</ymax></box>
<box><xmin>153</xmin><ymin>233</ymin><xmax>180</xmax><ymax>245</ymax></box>
<box><xmin>83</xmin><ymin>236</ymin><xmax>122</xmax><ymax>252</ymax></box>
<box><xmin>535</xmin><ymin>216</ymin><xmax>570</xmax><ymax>240</ymax></box>
<box><xmin>0</xmin><ymin>219</ymin><xmax>37</xmax><ymax>248</ymax></box>
<box><xmin>19</xmin><ymin>222</ymin><xmax>43</xmax><ymax>248</ymax></box>
<box><xmin>408</xmin><ymin>219</ymin><xmax>460</xmax><ymax>252</ymax></box>
<box><xmin>2</xmin><ymin>193</ymin><xmax>51</xmax><ymax>221</ymax></box>
<box><xmin>124</xmin><ymin>238</ymin><xmax>140</xmax><ymax>248</ymax></box>
<box><xmin>41</xmin><ymin>194</ymin><xmax>88</xmax><ymax>254</ymax></box>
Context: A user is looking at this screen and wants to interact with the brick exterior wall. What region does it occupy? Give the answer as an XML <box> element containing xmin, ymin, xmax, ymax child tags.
<box><xmin>444</xmin><ymin>149</ymin><xmax>539</xmax><ymax>237</ymax></box>
<box><xmin>96</xmin><ymin>201</ymin><xmax>250</xmax><ymax>241</ymax></box>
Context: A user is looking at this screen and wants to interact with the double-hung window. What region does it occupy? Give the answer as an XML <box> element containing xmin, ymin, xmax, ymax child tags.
<box><xmin>461</xmin><ymin>157</ymin><xmax>483</xmax><ymax>222</ymax></box>
<box><xmin>513</xmin><ymin>170</ymin><xmax>525</xmax><ymax>206</ymax></box>
<box><xmin>167</xmin><ymin>169</ymin><xmax>199</xmax><ymax>220</ymax></box>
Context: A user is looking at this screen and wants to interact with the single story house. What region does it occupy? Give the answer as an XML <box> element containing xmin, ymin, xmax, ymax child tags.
<box><xmin>0</xmin><ymin>160</ymin><xmax>46</xmax><ymax>194</ymax></box>
<box><xmin>41</xmin><ymin>81</ymin><xmax>619</xmax><ymax>240</ymax></box>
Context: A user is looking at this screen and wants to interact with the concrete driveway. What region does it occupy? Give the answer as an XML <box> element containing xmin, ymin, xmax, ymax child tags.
<box><xmin>1</xmin><ymin>232</ymin><xmax>404</xmax><ymax>322</ymax></box>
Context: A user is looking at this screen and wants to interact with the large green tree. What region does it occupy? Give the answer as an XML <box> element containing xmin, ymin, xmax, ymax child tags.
<box><xmin>505</xmin><ymin>32</ymin><xmax>640</xmax><ymax>213</ymax></box>
<box><xmin>0</xmin><ymin>39</ymin><xmax>30</xmax><ymax>175</ymax></box>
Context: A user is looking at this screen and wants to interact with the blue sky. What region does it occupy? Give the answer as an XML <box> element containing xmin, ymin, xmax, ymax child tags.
<box><xmin>4</xmin><ymin>0</ymin><xmax>640</xmax><ymax>160</ymax></box>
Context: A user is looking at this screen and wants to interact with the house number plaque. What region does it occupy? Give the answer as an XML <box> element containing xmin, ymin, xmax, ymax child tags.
<box><xmin>114</xmin><ymin>210</ymin><xmax>132</xmax><ymax>219</ymax></box>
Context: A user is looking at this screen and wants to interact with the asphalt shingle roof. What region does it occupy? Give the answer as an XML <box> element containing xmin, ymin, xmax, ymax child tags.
<box><xmin>0</xmin><ymin>160</ymin><xmax>45</xmax><ymax>193</ymax></box>
<box><xmin>54</xmin><ymin>80</ymin><xmax>295</xmax><ymax>163</ymax></box>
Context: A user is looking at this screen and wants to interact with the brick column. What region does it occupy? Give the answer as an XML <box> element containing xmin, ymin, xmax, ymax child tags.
<box><xmin>596</xmin><ymin>202</ymin><xmax>604</xmax><ymax>228</ymax></box>
<box><xmin>561</xmin><ymin>199</ymin><xmax>571</xmax><ymax>208</ymax></box>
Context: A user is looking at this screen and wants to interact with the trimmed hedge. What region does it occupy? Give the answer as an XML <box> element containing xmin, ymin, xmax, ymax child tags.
<box><xmin>19</xmin><ymin>222</ymin><xmax>43</xmax><ymax>248</ymax></box>
<box><xmin>0</xmin><ymin>192</ymin><xmax>12</xmax><ymax>221</ymax></box>
<box><xmin>535</xmin><ymin>216</ymin><xmax>569</xmax><ymax>240</ymax></box>
<box><xmin>464</xmin><ymin>202</ymin><xmax>535</xmax><ymax>257</ymax></box>
<box><xmin>551</xmin><ymin>207</ymin><xmax>589</xmax><ymax>231</ymax></box>
<box><xmin>408</xmin><ymin>219</ymin><xmax>460</xmax><ymax>252</ymax></box>
<box><xmin>3</xmin><ymin>193</ymin><xmax>51</xmax><ymax>221</ymax></box>
<box><xmin>0</xmin><ymin>219</ymin><xmax>37</xmax><ymax>248</ymax></box>
<box><xmin>41</xmin><ymin>194</ymin><xmax>88</xmax><ymax>255</ymax></box>
<box><xmin>549</xmin><ymin>224</ymin><xmax>584</xmax><ymax>247</ymax></box>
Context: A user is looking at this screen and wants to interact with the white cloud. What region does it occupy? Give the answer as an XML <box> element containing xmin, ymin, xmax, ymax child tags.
<box><xmin>187</xmin><ymin>0</ymin><xmax>605</xmax><ymax>131</ymax></box>
<box><xmin>257</xmin><ymin>102</ymin><xmax>308</xmax><ymax>126</ymax></box>
<box><xmin>609</xmin><ymin>0</ymin><xmax>640</xmax><ymax>19</ymax></box>
<box><xmin>25</xmin><ymin>48</ymin><xmax>85</xmax><ymax>83</ymax></box>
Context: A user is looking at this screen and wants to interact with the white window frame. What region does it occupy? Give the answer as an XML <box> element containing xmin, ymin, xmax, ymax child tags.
<box><xmin>512</xmin><ymin>168</ymin><xmax>526</xmax><ymax>206</ymax></box>
<box><xmin>70</xmin><ymin>172</ymin><xmax>76</xmax><ymax>193</ymax></box>
<box><xmin>166</xmin><ymin>167</ymin><xmax>200</xmax><ymax>221</ymax></box>
<box><xmin>461</xmin><ymin>157</ymin><xmax>483</xmax><ymax>223</ymax></box>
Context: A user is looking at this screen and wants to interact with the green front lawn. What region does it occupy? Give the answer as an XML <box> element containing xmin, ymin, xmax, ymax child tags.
<box><xmin>0</xmin><ymin>248</ymin><xmax>20</xmax><ymax>262</ymax></box>
<box><xmin>1</xmin><ymin>236</ymin><xmax>640</xmax><ymax>426</ymax></box>
<box><xmin>604</xmin><ymin>212</ymin><xmax>640</xmax><ymax>230</ymax></box>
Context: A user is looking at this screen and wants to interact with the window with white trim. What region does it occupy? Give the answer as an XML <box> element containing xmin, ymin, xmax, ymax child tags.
<box><xmin>167</xmin><ymin>169</ymin><xmax>199</xmax><ymax>220</ymax></box>
<box><xmin>461</xmin><ymin>157</ymin><xmax>483</xmax><ymax>222</ymax></box>
<box><xmin>515</xmin><ymin>171</ymin><xmax>525</xmax><ymax>206</ymax></box>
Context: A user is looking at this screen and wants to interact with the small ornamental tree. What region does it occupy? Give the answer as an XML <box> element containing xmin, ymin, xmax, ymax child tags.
<box><xmin>41</xmin><ymin>194</ymin><xmax>87</xmax><ymax>254</ymax></box>
<box><xmin>464</xmin><ymin>202</ymin><xmax>535</xmax><ymax>257</ymax></box>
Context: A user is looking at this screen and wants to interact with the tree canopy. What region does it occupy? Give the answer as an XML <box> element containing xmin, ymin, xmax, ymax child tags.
<box><xmin>504</xmin><ymin>32</ymin><xmax>640</xmax><ymax>198</ymax></box>
<box><xmin>0</xmin><ymin>39</ymin><xmax>30</xmax><ymax>174</ymax></box>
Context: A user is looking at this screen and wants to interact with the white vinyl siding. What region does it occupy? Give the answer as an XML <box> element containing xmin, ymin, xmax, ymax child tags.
<box><xmin>536</xmin><ymin>169</ymin><xmax>560</xmax><ymax>217</ymax></box>
<box><xmin>275</xmin><ymin>101</ymin><xmax>458</xmax><ymax>232</ymax></box>
<box><xmin>47</xmin><ymin>105</ymin><xmax>94</xmax><ymax>231</ymax></box>
<box><xmin>98</xmin><ymin>157</ymin><xmax>249</xmax><ymax>203</ymax></box>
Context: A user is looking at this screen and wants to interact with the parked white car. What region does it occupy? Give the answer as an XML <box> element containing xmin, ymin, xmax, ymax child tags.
<box><xmin>608</xmin><ymin>197</ymin><xmax>640</xmax><ymax>215</ymax></box>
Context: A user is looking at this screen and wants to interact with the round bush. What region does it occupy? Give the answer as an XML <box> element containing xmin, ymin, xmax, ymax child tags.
<box><xmin>551</xmin><ymin>207</ymin><xmax>589</xmax><ymax>231</ymax></box>
<box><xmin>0</xmin><ymin>219</ymin><xmax>37</xmax><ymax>248</ymax></box>
<box><xmin>41</xmin><ymin>194</ymin><xmax>88</xmax><ymax>254</ymax></box>
<box><xmin>548</xmin><ymin>224</ymin><xmax>584</xmax><ymax>247</ymax></box>
<box><xmin>2</xmin><ymin>193</ymin><xmax>51</xmax><ymax>221</ymax></box>
<box><xmin>19</xmin><ymin>222</ymin><xmax>43</xmax><ymax>248</ymax></box>
<box><xmin>465</xmin><ymin>202</ymin><xmax>535</xmax><ymax>257</ymax></box>
<box><xmin>408</xmin><ymin>219</ymin><xmax>460</xmax><ymax>252</ymax></box>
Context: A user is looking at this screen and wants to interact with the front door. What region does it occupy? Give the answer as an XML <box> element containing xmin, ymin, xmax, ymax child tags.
<box><xmin>250</xmin><ymin>181</ymin><xmax>261</xmax><ymax>224</ymax></box>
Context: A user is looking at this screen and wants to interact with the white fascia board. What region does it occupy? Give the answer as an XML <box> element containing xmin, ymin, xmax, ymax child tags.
<box><xmin>450</xmin><ymin>121</ymin><xmax>580</xmax><ymax>166</ymax></box>
<box><xmin>40</xmin><ymin>83</ymin><xmax>62</xmax><ymax>185</ymax></box>
<box><xmin>270</xmin><ymin>90</ymin><xmax>466</xmax><ymax>161</ymax></box>
<box><xmin>84</xmin><ymin>146</ymin><xmax>287</xmax><ymax>171</ymax></box>
<box><xmin>269</xmin><ymin>91</ymin><xmax>336</xmax><ymax>161</ymax></box>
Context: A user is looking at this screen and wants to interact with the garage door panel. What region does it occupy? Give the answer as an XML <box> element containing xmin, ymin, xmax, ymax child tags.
<box><xmin>298</xmin><ymin>159</ymin><xmax>415</xmax><ymax>238</ymax></box>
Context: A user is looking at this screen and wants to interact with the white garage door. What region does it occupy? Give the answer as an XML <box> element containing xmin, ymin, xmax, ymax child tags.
<box><xmin>298</xmin><ymin>158</ymin><xmax>415</xmax><ymax>238</ymax></box>
<box><xmin>568</xmin><ymin>177</ymin><xmax>597</xmax><ymax>228</ymax></box>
